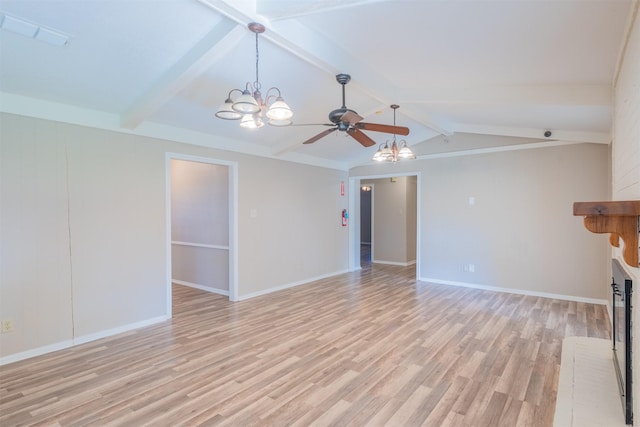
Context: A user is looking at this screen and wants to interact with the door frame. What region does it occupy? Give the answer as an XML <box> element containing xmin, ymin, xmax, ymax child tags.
<box><xmin>165</xmin><ymin>153</ymin><xmax>239</xmax><ymax>317</ymax></box>
<box><xmin>358</xmin><ymin>183</ymin><xmax>375</xmax><ymax>265</ymax></box>
<box><xmin>348</xmin><ymin>172</ymin><xmax>421</xmax><ymax>278</ymax></box>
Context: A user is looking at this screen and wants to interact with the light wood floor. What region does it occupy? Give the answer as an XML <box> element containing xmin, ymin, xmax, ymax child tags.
<box><xmin>0</xmin><ymin>263</ymin><xmax>610</xmax><ymax>426</ymax></box>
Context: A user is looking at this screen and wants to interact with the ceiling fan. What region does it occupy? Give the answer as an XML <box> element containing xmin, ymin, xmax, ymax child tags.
<box><xmin>300</xmin><ymin>74</ymin><xmax>410</xmax><ymax>147</ymax></box>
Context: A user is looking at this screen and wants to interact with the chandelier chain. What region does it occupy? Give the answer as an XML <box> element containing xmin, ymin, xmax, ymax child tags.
<box><xmin>254</xmin><ymin>31</ymin><xmax>261</xmax><ymax>91</ymax></box>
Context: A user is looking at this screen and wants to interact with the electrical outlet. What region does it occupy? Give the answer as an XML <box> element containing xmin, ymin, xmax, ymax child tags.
<box><xmin>1</xmin><ymin>319</ymin><xmax>14</xmax><ymax>333</ymax></box>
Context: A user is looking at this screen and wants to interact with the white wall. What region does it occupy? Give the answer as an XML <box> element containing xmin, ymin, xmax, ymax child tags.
<box><xmin>0</xmin><ymin>113</ymin><xmax>348</xmax><ymax>363</ymax></box>
<box><xmin>611</xmin><ymin>4</ymin><xmax>640</xmax><ymax>420</ymax></box>
<box><xmin>352</xmin><ymin>141</ymin><xmax>610</xmax><ymax>301</ymax></box>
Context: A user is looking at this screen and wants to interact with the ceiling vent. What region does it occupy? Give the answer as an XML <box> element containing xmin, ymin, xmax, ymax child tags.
<box><xmin>0</xmin><ymin>13</ymin><xmax>70</xmax><ymax>46</ymax></box>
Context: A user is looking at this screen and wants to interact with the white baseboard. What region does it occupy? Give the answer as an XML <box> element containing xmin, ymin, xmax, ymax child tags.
<box><xmin>172</xmin><ymin>280</ymin><xmax>229</xmax><ymax>296</ymax></box>
<box><xmin>420</xmin><ymin>277</ymin><xmax>608</xmax><ymax>305</ymax></box>
<box><xmin>73</xmin><ymin>315</ymin><xmax>169</xmax><ymax>346</ymax></box>
<box><xmin>0</xmin><ymin>315</ymin><xmax>169</xmax><ymax>366</ymax></box>
<box><xmin>0</xmin><ymin>340</ymin><xmax>74</xmax><ymax>366</ymax></box>
<box><xmin>373</xmin><ymin>259</ymin><xmax>416</xmax><ymax>267</ymax></box>
<box><xmin>238</xmin><ymin>269</ymin><xmax>350</xmax><ymax>301</ymax></box>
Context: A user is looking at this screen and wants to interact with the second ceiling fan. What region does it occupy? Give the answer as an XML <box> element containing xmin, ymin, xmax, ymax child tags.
<box><xmin>300</xmin><ymin>74</ymin><xmax>410</xmax><ymax>147</ymax></box>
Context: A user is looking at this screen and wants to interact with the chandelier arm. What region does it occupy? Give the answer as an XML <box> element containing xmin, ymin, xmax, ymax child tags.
<box><xmin>264</xmin><ymin>87</ymin><xmax>282</xmax><ymax>104</ymax></box>
<box><xmin>228</xmin><ymin>88</ymin><xmax>243</xmax><ymax>99</ymax></box>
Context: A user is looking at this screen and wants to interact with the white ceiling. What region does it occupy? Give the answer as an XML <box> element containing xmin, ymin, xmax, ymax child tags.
<box><xmin>0</xmin><ymin>0</ymin><xmax>633</xmax><ymax>169</ymax></box>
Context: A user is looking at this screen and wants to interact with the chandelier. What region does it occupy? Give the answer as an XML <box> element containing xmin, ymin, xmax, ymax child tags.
<box><xmin>215</xmin><ymin>22</ymin><xmax>293</xmax><ymax>128</ymax></box>
<box><xmin>372</xmin><ymin>104</ymin><xmax>415</xmax><ymax>162</ymax></box>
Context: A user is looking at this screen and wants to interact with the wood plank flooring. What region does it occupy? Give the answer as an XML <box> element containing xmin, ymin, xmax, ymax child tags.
<box><xmin>0</xmin><ymin>263</ymin><xmax>610</xmax><ymax>426</ymax></box>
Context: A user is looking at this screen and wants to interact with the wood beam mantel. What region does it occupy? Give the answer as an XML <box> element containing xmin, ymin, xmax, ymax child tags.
<box><xmin>573</xmin><ymin>200</ymin><xmax>640</xmax><ymax>268</ymax></box>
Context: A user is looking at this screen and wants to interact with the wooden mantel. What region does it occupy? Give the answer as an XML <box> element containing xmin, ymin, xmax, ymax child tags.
<box><xmin>573</xmin><ymin>200</ymin><xmax>640</xmax><ymax>268</ymax></box>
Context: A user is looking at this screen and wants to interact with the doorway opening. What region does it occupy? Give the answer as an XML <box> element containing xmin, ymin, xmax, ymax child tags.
<box><xmin>165</xmin><ymin>153</ymin><xmax>238</xmax><ymax>317</ymax></box>
<box><xmin>349</xmin><ymin>173</ymin><xmax>420</xmax><ymax>278</ymax></box>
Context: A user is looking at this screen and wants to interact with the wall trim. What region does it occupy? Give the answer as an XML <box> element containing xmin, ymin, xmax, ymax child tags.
<box><xmin>171</xmin><ymin>241</ymin><xmax>230</xmax><ymax>250</ymax></box>
<box><xmin>238</xmin><ymin>269</ymin><xmax>350</xmax><ymax>301</ymax></box>
<box><xmin>416</xmin><ymin>140</ymin><xmax>587</xmax><ymax>161</ymax></box>
<box><xmin>172</xmin><ymin>280</ymin><xmax>229</xmax><ymax>296</ymax></box>
<box><xmin>0</xmin><ymin>340</ymin><xmax>74</xmax><ymax>366</ymax></box>
<box><xmin>421</xmin><ymin>277</ymin><xmax>608</xmax><ymax>305</ymax></box>
<box><xmin>0</xmin><ymin>315</ymin><xmax>169</xmax><ymax>366</ymax></box>
<box><xmin>373</xmin><ymin>259</ymin><xmax>417</xmax><ymax>267</ymax></box>
<box><xmin>0</xmin><ymin>94</ymin><xmax>348</xmax><ymax>171</ymax></box>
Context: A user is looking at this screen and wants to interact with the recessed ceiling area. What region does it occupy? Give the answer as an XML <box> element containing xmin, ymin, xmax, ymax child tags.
<box><xmin>0</xmin><ymin>0</ymin><xmax>633</xmax><ymax>169</ymax></box>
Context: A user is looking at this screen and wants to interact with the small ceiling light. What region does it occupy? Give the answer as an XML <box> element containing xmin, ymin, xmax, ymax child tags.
<box><xmin>215</xmin><ymin>22</ymin><xmax>293</xmax><ymax>127</ymax></box>
<box><xmin>372</xmin><ymin>105</ymin><xmax>415</xmax><ymax>163</ymax></box>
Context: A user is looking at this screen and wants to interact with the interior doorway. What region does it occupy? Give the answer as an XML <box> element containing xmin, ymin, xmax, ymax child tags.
<box><xmin>349</xmin><ymin>173</ymin><xmax>420</xmax><ymax>278</ymax></box>
<box><xmin>165</xmin><ymin>153</ymin><xmax>238</xmax><ymax>317</ymax></box>
<box><xmin>360</xmin><ymin>184</ymin><xmax>373</xmax><ymax>265</ymax></box>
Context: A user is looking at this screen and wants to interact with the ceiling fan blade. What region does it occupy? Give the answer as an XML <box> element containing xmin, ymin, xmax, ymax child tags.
<box><xmin>340</xmin><ymin>110</ymin><xmax>363</xmax><ymax>126</ymax></box>
<box><xmin>347</xmin><ymin>128</ymin><xmax>376</xmax><ymax>147</ymax></box>
<box><xmin>357</xmin><ymin>122</ymin><xmax>410</xmax><ymax>136</ymax></box>
<box><xmin>302</xmin><ymin>127</ymin><xmax>337</xmax><ymax>144</ymax></box>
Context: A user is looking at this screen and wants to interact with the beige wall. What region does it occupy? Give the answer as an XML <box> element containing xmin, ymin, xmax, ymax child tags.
<box><xmin>352</xmin><ymin>142</ymin><xmax>610</xmax><ymax>300</ymax></box>
<box><xmin>612</xmin><ymin>4</ymin><xmax>640</xmax><ymax>419</ymax></box>
<box><xmin>0</xmin><ymin>113</ymin><xmax>348</xmax><ymax>362</ymax></box>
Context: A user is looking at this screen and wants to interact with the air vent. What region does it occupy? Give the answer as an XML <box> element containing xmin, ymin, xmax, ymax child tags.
<box><xmin>0</xmin><ymin>13</ymin><xmax>70</xmax><ymax>46</ymax></box>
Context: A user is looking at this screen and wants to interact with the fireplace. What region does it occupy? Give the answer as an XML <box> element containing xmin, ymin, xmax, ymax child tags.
<box><xmin>612</xmin><ymin>258</ymin><xmax>633</xmax><ymax>425</ymax></box>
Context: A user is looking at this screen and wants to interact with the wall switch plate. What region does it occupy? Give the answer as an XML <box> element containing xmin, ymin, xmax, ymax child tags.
<box><xmin>1</xmin><ymin>319</ymin><xmax>14</xmax><ymax>333</ymax></box>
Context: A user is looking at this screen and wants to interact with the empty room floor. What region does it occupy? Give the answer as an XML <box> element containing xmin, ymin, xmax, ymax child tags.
<box><xmin>0</xmin><ymin>264</ymin><xmax>610</xmax><ymax>426</ymax></box>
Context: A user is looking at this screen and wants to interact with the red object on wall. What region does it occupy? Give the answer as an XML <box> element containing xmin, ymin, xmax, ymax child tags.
<box><xmin>340</xmin><ymin>181</ymin><xmax>344</xmax><ymax>196</ymax></box>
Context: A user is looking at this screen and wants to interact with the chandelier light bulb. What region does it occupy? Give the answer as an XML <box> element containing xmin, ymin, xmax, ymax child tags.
<box><xmin>240</xmin><ymin>113</ymin><xmax>264</xmax><ymax>129</ymax></box>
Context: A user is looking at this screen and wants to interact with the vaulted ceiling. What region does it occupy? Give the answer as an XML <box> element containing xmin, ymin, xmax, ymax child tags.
<box><xmin>0</xmin><ymin>0</ymin><xmax>633</xmax><ymax>169</ymax></box>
